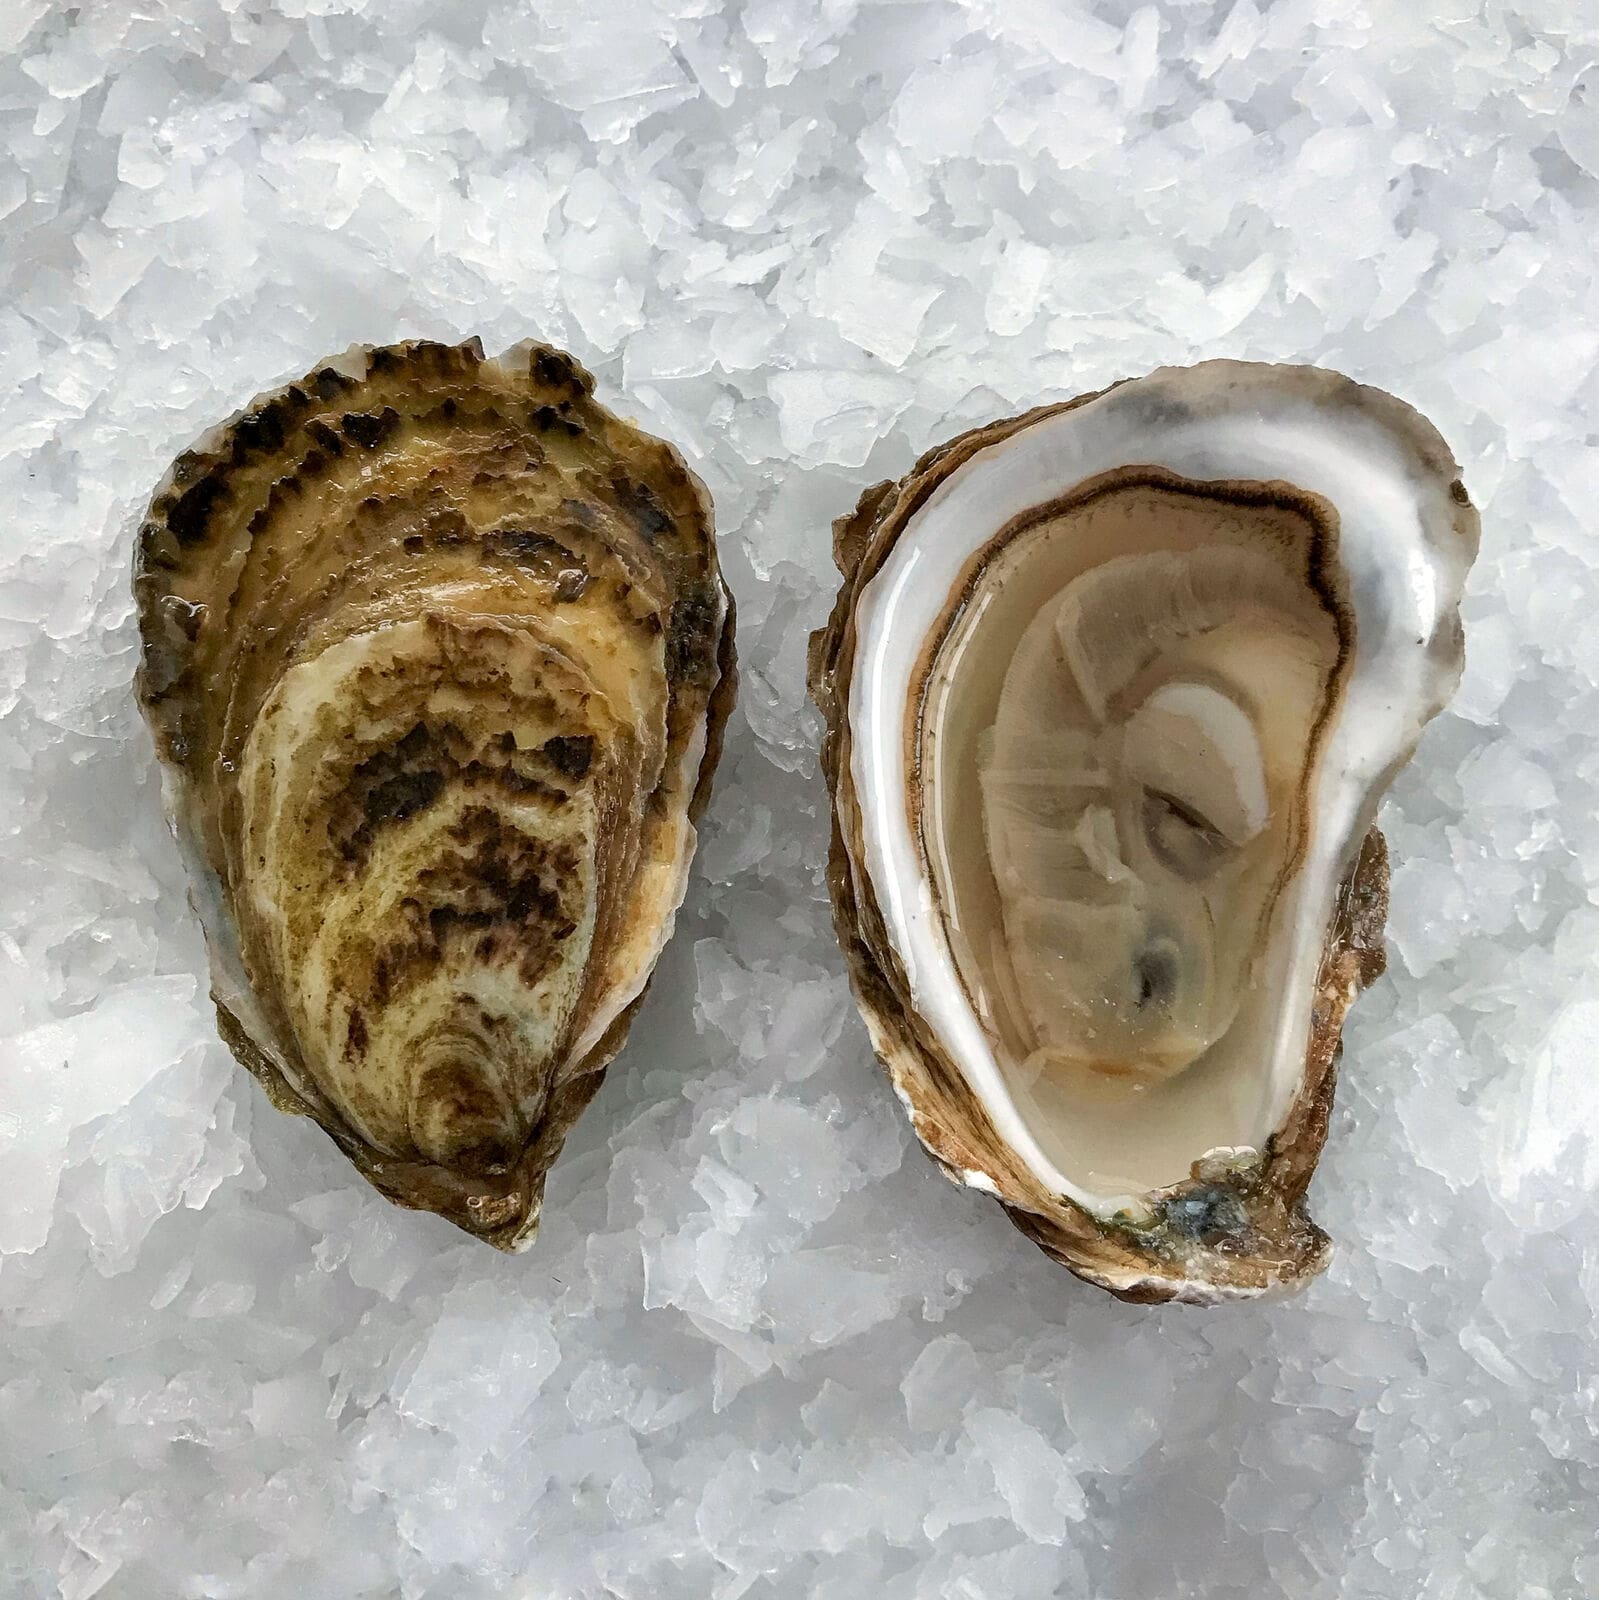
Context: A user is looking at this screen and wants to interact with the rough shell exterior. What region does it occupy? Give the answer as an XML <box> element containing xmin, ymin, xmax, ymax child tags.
<box><xmin>135</xmin><ymin>338</ymin><xmax>735</xmax><ymax>1249</ymax></box>
<box><xmin>809</xmin><ymin>386</ymin><xmax>1429</xmax><ymax>1304</ymax></box>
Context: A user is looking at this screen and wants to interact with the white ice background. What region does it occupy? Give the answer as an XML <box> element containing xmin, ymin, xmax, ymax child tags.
<box><xmin>1</xmin><ymin>2</ymin><xmax>1597</xmax><ymax>1597</ymax></box>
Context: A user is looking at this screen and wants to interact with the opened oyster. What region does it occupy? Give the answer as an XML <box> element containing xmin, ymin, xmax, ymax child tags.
<box><xmin>811</xmin><ymin>361</ymin><xmax>1477</xmax><ymax>1302</ymax></box>
<box><xmin>136</xmin><ymin>338</ymin><xmax>734</xmax><ymax>1248</ymax></box>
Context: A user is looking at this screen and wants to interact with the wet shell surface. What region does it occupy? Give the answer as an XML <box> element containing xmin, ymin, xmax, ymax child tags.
<box><xmin>135</xmin><ymin>338</ymin><xmax>734</xmax><ymax>1248</ymax></box>
<box><xmin>810</xmin><ymin>361</ymin><xmax>1478</xmax><ymax>1303</ymax></box>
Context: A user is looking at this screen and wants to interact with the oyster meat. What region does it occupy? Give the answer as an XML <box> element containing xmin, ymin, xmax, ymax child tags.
<box><xmin>136</xmin><ymin>338</ymin><xmax>734</xmax><ymax>1248</ymax></box>
<box><xmin>811</xmin><ymin>361</ymin><xmax>1477</xmax><ymax>1302</ymax></box>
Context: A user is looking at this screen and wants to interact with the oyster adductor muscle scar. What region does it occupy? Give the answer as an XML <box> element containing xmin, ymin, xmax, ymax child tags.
<box><xmin>809</xmin><ymin>360</ymin><xmax>1477</xmax><ymax>1303</ymax></box>
<box><xmin>136</xmin><ymin>338</ymin><xmax>735</xmax><ymax>1248</ymax></box>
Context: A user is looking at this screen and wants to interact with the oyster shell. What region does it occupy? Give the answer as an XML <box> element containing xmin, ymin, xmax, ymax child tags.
<box><xmin>136</xmin><ymin>338</ymin><xmax>734</xmax><ymax>1248</ymax></box>
<box><xmin>810</xmin><ymin>361</ymin><xmax>1477</xmax><ymax>1303</ymax></box>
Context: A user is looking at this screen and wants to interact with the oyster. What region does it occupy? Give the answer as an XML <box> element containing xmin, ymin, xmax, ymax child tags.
<box><xmin>136</xmin><ymin>338</ymin><xmax>734</xmax><ymax>1248</ymax></box>
<box><xmin>810</xmin><ymin>361</ymin><xmax>1477</xmax><ymax>1303</ymax></box>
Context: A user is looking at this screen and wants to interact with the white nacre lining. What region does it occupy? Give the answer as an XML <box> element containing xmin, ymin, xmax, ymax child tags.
<box><xmin>848</xmin><ymin>366</ymin><xmax>1470</xmax><ymax>1215</ymax></box>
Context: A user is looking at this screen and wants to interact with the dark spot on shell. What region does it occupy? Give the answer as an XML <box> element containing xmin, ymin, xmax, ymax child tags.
<box><xmin>609</xmin><ymin>469</ymin><xmax>674</xmax><ymax>544</ymax></box>
<box><xmin>332</xmin><ymin>725</ymin><xmax>447</xmax><ymax>861</ymax></box>
<box><xmin>486</xmin><ymin>531</ymin><xmax>595</xmax><ymax>601</ymax></box>
<box><xmin>430</xmin><ymin>902</ymin><xmax>491</xmax><ymax>940</ymax></box>
<box><xmin>541</xmin><ymin>735</ymin><xmax>593</xmax><ymax>779</ymax></box>
<box><xmin>489</xmin><ymin>529</ymin><xmax>593</xmax><ymax>600</ymax></box>
<box><xmin>305</xmin><ymin>418</ymin><xmax>345</xmax><ymax>455</ymax></box>
<box><xmin>558</xmin><ymin>496</ymin><xmax>600</xmax><ymax>531</ymax></box>
<box><xmin>342</xmin><ymin>408</ymin><xmax>401</xmax><ymax>449</ymax></box>
<box><xmin>346</xmin><ymin>1009</ymin><xmax>368</xmax><ymax>1056</ymax></box>
<box><xmin>532</xmin><ymin>405</ymin><xmax>583</xmax><ymax>437</ymax></box>
<box><xmin>495</xmin><ymin>528</ymin><xmax>562</xmax><ymax>560</ymax></box>
<box><xmin>532</xmin><ymin>346</ymin><xmax>587</xmax><ymax>395</ymax></box>
<box><xmin>364</xmin><ymin>766</ymin><xmax>446</xmax><ymax>830</ymax></box>
<box><xmin>165</xmin><ymin>473</ymin><xmax>227</xmax><ymax>546</ymax></box>
<box><xmin>332</xmin><ymin>722</ymin><xmax>584</xmax><ymax>869</ymax></box>
<box><xmin>423</xmin><ymin>506</ymin><xmax>470</xmax><ymax>545</ymax></box>
<box><xmin>230</xmin><ymin>402</ymin><xmax>288</xmax><ymax>460</ymax></box>
<box><xmin>314</xmin><ymin>366</ymin><xmax>353</xmax><ymax>400</ymax></box>
<box><xmin>365</xmin><ymin>805</ymin><xmax>582</xmax><ymax>991</ymax></box>
<box><xmin>137</xmin><ymin>521</ymin><xmax>180</xmax><ymax>571</ymax></box>
<box><xmin>666</xmin><ymin>582</ymin><xmax>721</xmax><ymax>683</ymax></box>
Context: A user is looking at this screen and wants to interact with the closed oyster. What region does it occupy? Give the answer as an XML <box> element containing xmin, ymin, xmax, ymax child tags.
<box><xmin>136</xmin><ymin>338</ymin><xmax>734</xmax><ymax>1248</ymax></box>
<box><xmin>810</xmin><ymin>361</ymin><xmax>1477</xmax><ymax>1303</ymax></box>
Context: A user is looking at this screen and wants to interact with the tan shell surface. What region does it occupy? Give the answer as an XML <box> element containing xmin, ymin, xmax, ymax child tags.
<box><xmin>136</xmin><ymin>338</ymin><xmax>735</xmax><ymax>1249</ymax></box>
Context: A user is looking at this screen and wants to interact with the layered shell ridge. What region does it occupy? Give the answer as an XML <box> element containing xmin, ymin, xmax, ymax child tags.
<box><xmin>135</xmin><ymin>337</ymin><xmax>735</xmax><ymax>1247</ymax></box>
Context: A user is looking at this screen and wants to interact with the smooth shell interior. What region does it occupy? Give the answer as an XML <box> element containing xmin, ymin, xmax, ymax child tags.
<box><xmin>848</xmin><ymin>366</ymin><xmax>1472</xmax><ymax>1216</ymax></box>
<box><xmin>920</xmin><ymin>479</ymin><xmax>1345</xmax><ymax>1198</ymax></box>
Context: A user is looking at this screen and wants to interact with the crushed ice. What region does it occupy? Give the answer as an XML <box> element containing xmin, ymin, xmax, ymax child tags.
<box><xmin>2</xmin><ymin>1</ymin><xmax>1597</xmax><ymax>1595</ymax></box>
